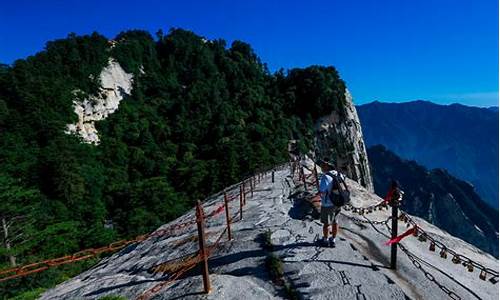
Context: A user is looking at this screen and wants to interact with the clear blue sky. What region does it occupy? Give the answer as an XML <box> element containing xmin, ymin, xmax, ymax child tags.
<box><xmin>0</xmin><ymin>0</ymin><xmax>498</xmax><ymax>106</ymax></box>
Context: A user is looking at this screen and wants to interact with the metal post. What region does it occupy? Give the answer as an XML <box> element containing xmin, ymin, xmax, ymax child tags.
<box><xmin>313</xmin><ymin>163</ymin><xmax>320</xmax><ymax>191</ymax></box>
<box><xmin>272</xmin><ymin>171</ymin><xmax>275</xmax><ymax>183</ymax></box>
<box><xmin>239</xmin><ymin>186</ymin><xmax>243</xmax><ymax>220</ymax></box>
<box><xmin>242</xmin><ymin>184</ymin><xmax>246</xmax><ymax>205</ymax></box>
<box><xmin>223</xmin><ymin>193</ymin><xmax>232</xmax><ymax>241</ymax></box>
<box><xmin>390</xmin><ymin>199</ymin><xmax>399</xmax><ymax>269</ymax></box>
<box><xmin>301</xmin><ymin>166</ymin><xmax>308</xmax><ymax>191</ymax></box>
<box><xmin>196</xmin><ymin>201</ymin><xmax>211</xmax><ymax>293</ymax></box>
<box><xmin>239</xmin><ymin>185</ymin><xmax>244</xmax><ymax>207</ymax></box>
<box><xmin>251</xmin><ymin>177</ymin><xmax>254</xmax><ymax>197</ymax></box>
<box><xmin>243</xmin><ymin>182</ymin><xmax>246</xmax><ymax>204</ymax></box>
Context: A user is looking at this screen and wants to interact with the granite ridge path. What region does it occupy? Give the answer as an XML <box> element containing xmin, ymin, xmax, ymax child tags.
<box><xmin>40</xmin><ymin>165</ymin><xmax>499</xmax><ymax>300</ymax></box>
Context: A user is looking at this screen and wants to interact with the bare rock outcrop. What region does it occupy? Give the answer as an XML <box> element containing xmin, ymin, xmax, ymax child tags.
<box><xmin>314</xmin><ymin>89</ymin><xmax>374</xmax><ymax>191</ymax></box>
<box><xmin>66</xmin><ymin>58</ymin><xmax>134</xmax><ymax>144</ymax></box>
<box><xmin>40</xmin><ymin>164</ymin><xmax>498</xmax><ymax>300</ymax></box>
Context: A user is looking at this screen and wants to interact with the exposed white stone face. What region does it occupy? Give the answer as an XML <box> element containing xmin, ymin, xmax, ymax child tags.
<box><xmin>314</xmin><ymin>89</ymin><xmax>374</xmax><ymax>192</ymax></box>
<box><xmin>66</xmin><ymin>58</ymin><xmax>134</xmax><ymax>144</ymax></box>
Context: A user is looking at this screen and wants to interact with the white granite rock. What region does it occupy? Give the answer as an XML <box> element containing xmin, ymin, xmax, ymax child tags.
<box><xmin>66</xmin><ymin>58</ymin><xmax>134</xmax><ymax>144</ymax></box>
<box><xmin>40</xmin><ymin>166</ymin><xmax>498</xmax><ymax>300</ymax></box>
<box><xmin>315</xmin><ymin>89</ymin><xmax>374</xmax><ymax>192</ymax></box>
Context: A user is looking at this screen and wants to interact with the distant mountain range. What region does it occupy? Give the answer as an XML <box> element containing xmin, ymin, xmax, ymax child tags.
<box><xmin>368</xmin><ymin>145</ymin><xmax>498</xmax><ymax>257</ymax></box>
<box><xmin>357</xmin><ymin>100</ymin><xmax>499</xmax><ymax>208</ymax></box>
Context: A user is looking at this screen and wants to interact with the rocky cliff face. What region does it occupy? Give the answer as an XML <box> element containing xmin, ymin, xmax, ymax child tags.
<box><xmin>314</xmin><ymin>89</ymin><xmax>374</xmax><ymax>192</ymax></box>
<box><xmin>66</xmin><ymin>58</ymin><xmax>134</xmax><ymax>144</ymax></box>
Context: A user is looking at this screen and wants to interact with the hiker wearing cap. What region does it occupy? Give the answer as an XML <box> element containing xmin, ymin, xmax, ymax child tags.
<box><xmin>318</xmin><ymin>159</ymin><xmax>345</xmax><ymax>247</ymax></box>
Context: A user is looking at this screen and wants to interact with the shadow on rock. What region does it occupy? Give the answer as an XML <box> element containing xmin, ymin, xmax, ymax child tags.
<box><xmin>288</xmin><ymin>191</ymin><xmax>319</xmax><ymax>220</ymax></box>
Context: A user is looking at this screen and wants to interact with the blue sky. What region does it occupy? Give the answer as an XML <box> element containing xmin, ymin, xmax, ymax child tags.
<box><xmin>0</xmin><ymin>0</ymin><xmax>498</xmax><ymax>106</ymax></box>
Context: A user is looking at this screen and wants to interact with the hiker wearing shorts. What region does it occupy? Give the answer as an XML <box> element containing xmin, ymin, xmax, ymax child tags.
<box><xmin>318</xmin><ymin>159</ymin><xmax>342</xmax><ymax>247</ymax></box>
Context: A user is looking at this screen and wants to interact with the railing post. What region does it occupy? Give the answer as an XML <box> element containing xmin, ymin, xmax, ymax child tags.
<box><xmin>239</xmin><ymin>185</ymin><xmax>244</xmax><ymax>207</ymax></box>
<box><xmin>251</xmin><ymin>177</ymin><xmax>254</xmax><ymax>197</ymax></box>
<box><xmin>196</xmin><ymin>201</ymin><xmax>211</xmax><ymax>293</ymax></box>
<box><xmin>242</xmin><ymin>184</ymin><xmax>246</xmax><ymax>205</ymax></box>
<box><xmin>223</xmin><ymin>193</ymin><xmax>232</xmax><ymax>241</ymax></box>
<box><xmin>243</xmin><ymin>181</ymin><xmax>247</xmax><ymax>204</ymax></box>
<box><xmin>390</xmin><ymin>198</ymin><xmax>399</xmax><ymax>270</ymax></box>
<box><xmin>313</xmin><ymin>163</ymin><xmax>319</xmax><ymax>191</ymax></box>
<box><xmin>239</xmin><ymin>186</ymin><xmax>243</xmax><ymax>220</ymax></box>
<box><xmin>301</xmin><ymin>166</ymin><xmax>308</xmax><ymax>191</ymax></box>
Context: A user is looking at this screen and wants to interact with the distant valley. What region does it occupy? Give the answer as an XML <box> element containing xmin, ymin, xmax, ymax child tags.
<box><xmin>368</xmin><ymin>145</ymin><xmax>498</xmax><ymax>257</ymax></box>
<box><xmin>358</xmin><ymin>100</ymin><xmax>499</xmax><ymax>209</ymax></box>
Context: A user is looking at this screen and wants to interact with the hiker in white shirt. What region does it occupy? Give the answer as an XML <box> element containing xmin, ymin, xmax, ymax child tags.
<box><xmin>318</xmin><ymin>159</ymin><xmax>344</xmax><ymax>247</ymax></box>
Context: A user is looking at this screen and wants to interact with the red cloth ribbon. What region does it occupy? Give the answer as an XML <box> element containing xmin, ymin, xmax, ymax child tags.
<box><xmin>311</xmin><ymin>194</ymin><xmax>321</xmax><ymax>203</ymax></box>
<box><xmin>383</xmin><ymin>187</ymin><xmax>394</xmax><ymax>204</ymax></box>
<box><xmin>385</xmin><ymin>226</ymin><xmax>417</xmax><ymax>246</ymax></box>
<box><xmin>206</xmin><ymin>204</ymin><xmax>225</xmax><ymax>218</ymax></box>
<box><xmin>213</xmin><ymin>204</ymin><xmax>225</xmax><ymax>215</ymax></box>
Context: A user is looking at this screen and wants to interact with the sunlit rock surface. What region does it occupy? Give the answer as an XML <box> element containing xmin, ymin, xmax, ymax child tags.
<box><xmin>41</xmin><ymin>164</ymin><xmax>498</xmax><ymax>300</ymax></box>
<box><xmin>315</xmin><ymin>89</ymin><xmax>374</xmax><ymax>192</ymax></box>
<box><xmin>66</xmin><ymin>58</ymin><xmax>133</xmax><ymax>144</ymax></box>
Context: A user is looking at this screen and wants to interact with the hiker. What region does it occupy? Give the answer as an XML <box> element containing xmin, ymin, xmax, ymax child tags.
<box><xmin>317</xmin><ymin>159</ymin><xmax>346</xmax><ymax>247</ymax></box>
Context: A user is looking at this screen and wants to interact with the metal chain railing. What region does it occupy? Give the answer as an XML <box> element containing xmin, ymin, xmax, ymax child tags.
<box><xmin>0</xmin><ymin>165</ymin><xmax>285</xmax><ymax>284</ymax></box>
<box><xmin>0</xmin><ymin>201</ymin><xmax>227</xmax><ymax>283</ymax></box>
<box><xmin>398</xmin><ymin>243</ymin><xmax>462</xmax><ymax>300</ymax></box>
<box><xmin>340</xmin><ymin>212</ymin><xmax>392</xmax><ymax>226</ymax></box>
<box><xmin>398</xmin><ymin>211</ymin><xmax>499</xmax><ymax>280</ymax></box>
<box><xmin>357</xmin><ymin>213</ymin><xmax>466</xmax><ymax>300</ymax></box>
<box><xmin>293</xmin><ymin>156</ymin><xmax>498</xmax><ymax>300</ymax></box>
<box><xmin>135</xmin><ymin>167</ymin><xmax>282</xmax><ymax>300</ymax></box>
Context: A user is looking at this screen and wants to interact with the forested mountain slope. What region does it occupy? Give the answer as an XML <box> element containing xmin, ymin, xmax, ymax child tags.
<box><xmin>0</xmin><ymin>29</ymin><xmax>372</xmax><ymax>298</ymax></box>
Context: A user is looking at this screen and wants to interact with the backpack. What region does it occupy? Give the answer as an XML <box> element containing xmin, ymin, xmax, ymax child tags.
<box><xmin>325</xmin><ymin>171</ymin><xmax>351</xmax><ymax>207</ymax></box>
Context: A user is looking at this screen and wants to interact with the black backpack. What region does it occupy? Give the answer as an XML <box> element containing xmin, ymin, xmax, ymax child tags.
<box><xmin>326</xmin><ymin>172</ymin><xmax>351</xmax><ymax>207</ymax></box>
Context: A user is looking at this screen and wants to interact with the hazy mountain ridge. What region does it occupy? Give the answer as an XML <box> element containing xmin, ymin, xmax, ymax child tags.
<box><xmin>357</xmin><ymin>100</ymin><xmax>499</xmax><ymax>208</ymax></box>
<box><xmin>368</xmin><ymin>145</ymin><xmax>498</xmax><ymax>257</ymax></box>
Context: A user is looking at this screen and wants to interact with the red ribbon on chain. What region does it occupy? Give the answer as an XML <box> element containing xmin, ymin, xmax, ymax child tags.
<box><xmin>385</xmin><ymin>226</ymin><xmax>417</xmax><ymax>246</ymax></box>
<box><xmin>205</xmin><ymin>203</ymin><xmax>225</xmax><ymax>218</ymax></box>
<box><xmin>382</xmin><ymin>187</ymin><xmax>394</xmax><ymax>205</ymax></box>
<box><xmin>212</xmin><ymin>204</ymin><xmax>225</xmax><ymax>215</ymax></box>
<box><xmin>311</xmin><ymin>194</ymin><xmax>321</xmax><ymax>203</ymax></box>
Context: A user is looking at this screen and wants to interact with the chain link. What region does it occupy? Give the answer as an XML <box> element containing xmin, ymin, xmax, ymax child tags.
<box><xmin>398</xmin><ymin>211</ymin><xmax>499</xmax><ymax>278</ymax></box>
<box><xmin>340</xmin><ymin>212</ymin><xmax>391</xmax><ymax>225</ymax></box>
<box><xmin>398</xmin><ymin>244</ymin><xmax>462</xmax><ymax>300</ymax></box>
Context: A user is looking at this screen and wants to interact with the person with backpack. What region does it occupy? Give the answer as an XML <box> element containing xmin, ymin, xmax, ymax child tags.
<box><xmin>317</xmin><ymin>159</ymin><xmax>350</xmax><ymax>247</ymax></box>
